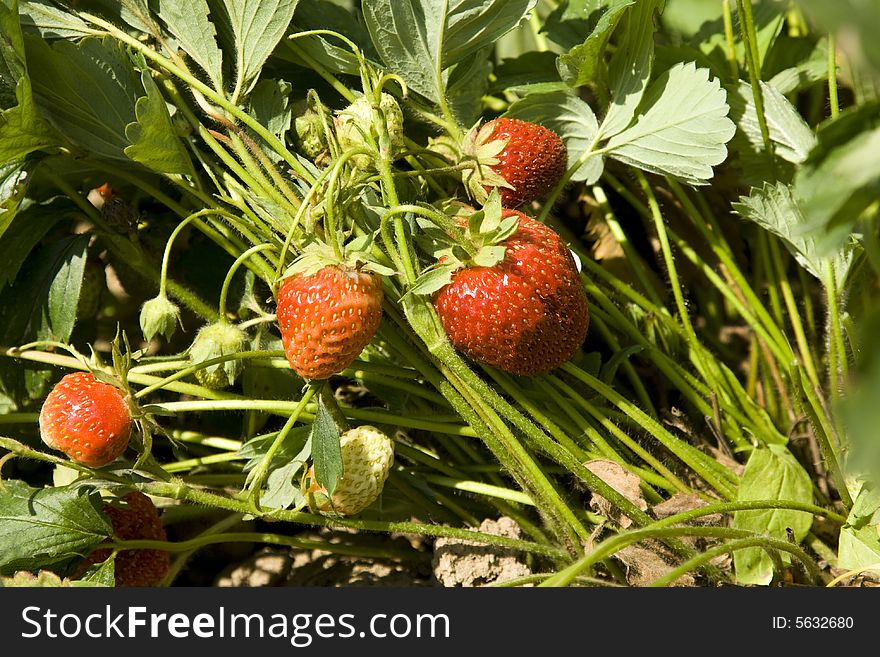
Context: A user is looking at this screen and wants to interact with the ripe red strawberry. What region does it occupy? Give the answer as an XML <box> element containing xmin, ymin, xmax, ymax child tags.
<box><xmin>75</xmin><ymin>492</ymin><xmax>170</xmax><ymax>587</ymax></box>
<box><xmin>433</xmin><ymin>210</ymin><xmax>589</xmax><ymax>376</ymax></box>
<box><xmin>473</xmin><ymin>118</ymin><xmax>567</xmax><ymax>208</ymax></box>
<box><xmin>276</xmin><ymin>266</ymin><xmax>384</xmax><ymax>380</ymax></box>
<box><xmin>39</xmin><ymin>372</ymin><xmax>132</xmax><ymax>468</ymax></box>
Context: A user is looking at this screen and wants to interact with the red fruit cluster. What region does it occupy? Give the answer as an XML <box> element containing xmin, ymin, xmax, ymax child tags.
<box><xmin>39</xmin><ymin>372</ymin><xmax>132</xmax><ymax>468</ymax></box>
<box><xmin>482</xmin><ymin>118</ymin><xmax>567</xmax><ymax>208</ymax></box>
<box><xmin>76</xmin><ymin>492</ymin><xmax>170</xmax><ymax>587</ymax></box>
<box><xmin>276</xmin><ymin>266</ymin><xmax>384</xmax><ymax>380</ymax></box>
<box><xmin>433</xmin><ymin>210</ymin><xmax>589</xmax><ymax>376</ymax></box>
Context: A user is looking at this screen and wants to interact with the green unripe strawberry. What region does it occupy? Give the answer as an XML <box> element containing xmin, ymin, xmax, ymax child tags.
<box><xmin>335</xmin><ymin>93</ymin><xmax>404</xmax><ymax>170</ymax></box>
<box><xmin>294</xmin><ymin>109</ymin><xmax>328</xmax><ymax>160</ymax></box>
<box><xmin>305</xmin><ymin>425</ymin><xmax>394</xmax><ymax>516</ymax></box>
<box><xmin>139</xmin><ymin>294</ymin><xmax>182</xmax><ymax>342</ymax></box>
<box><xmin>189</xmin><ymin>322</ymin><xmax>247</xmax><ymax>390</ymax></box>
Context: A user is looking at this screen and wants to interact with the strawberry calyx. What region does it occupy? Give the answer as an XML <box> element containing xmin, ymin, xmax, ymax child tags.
<box><xmin>280</xmin><ymin>234</ymin><xmax>395</xmax><ymax>284</ymax></box>
<box><xmin>430</xmin><ymin>120</ymin><xmax>514</xmax><ymax>205</ymax></box>
<box><xmin>408</xmin><ymin>191</ymin><xmax>521</xmax><ymax>297</ymax></box>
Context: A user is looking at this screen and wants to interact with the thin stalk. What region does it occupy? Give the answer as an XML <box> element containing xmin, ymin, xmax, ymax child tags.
<box><xmin>636</xmin><ymin>172</ymin><xmax>712</xmax><ymax>385</ymax></box>
<box><xmin>542</xmin><ymin>525</ymin><xmax>820</xmax><ymax>587</ymax></box>
<box><xmin>245</xmin><ymin>384</ymin><xmax>317</xmax><ymax>510</ymax></box>
<box><xmin>722</xmin><ymin>0</ymin><xmax>739</xmax><ymax>78</ymax></box>
<box><xmin>736</xmin><ymin>0</ymin><xmax>775</xmax><ymax>158</ymax></box>
<box><xmin>828</xmin><ymin>33</ymin><xmax>840</xmax><ymax>118</ymax></box>
<box><xmin>218</xmin><ymin>243</ymin><xmax>277</xmax><ymax>319</ymax></box>
<box><xmin>769</xmin><ymin>237</ymin><xmax>821</xmax><ymax>389</ymax></box>
<box><xmin>797</xmin><ymin>367</ymin><xmax>852</xmax><ymax>509</ymax></box>
<box><xmin>546</xmin><ymin>376</ymin><xmax>691</xmax><ymax>494</ymax></box>
<box><xmin>561</xmin><ymin>364</ymin><xmax>738</xmax><ymax>498</ymax></box>
<box><xmin>594</xmin><ymin>184</ymin><xmax>665</xmax><ymax>307</ymax></box>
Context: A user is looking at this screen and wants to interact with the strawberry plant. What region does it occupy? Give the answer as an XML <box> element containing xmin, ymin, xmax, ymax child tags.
<box><xmin>0</xmin><ymin>0</ymin><xmax>878</xmax><ymax>589</ymax></box>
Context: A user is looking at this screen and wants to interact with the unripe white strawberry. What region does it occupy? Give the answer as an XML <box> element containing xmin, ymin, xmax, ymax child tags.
<box><xmin>306</xmin><ymin>425</ymin><xmax>394</xmax><ymax>516</ymax></box>
<box><xmin>335</xmin><ymin>93</ymin><xmax>404</xmax><ymax>170</ymax></box>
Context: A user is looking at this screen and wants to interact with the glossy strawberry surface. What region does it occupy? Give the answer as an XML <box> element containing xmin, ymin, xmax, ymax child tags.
<box><xmin>39</xmin><ymin>372</ymin><xmax>132</xmax><ymax>468</ymax></box>
<box><xmin>482</xmin><ymin>118</ymin><xmax>567</xmax><ymax>208</ymax></box>
<box><xmin>276</xmin><ymin>266</ymin><xmax>384</xmax><ymax>380</ymax></box>
<box><xmin>433</xmin><ymin>211</ymin><xmax>589</xmax><ymax>376</ymax></box>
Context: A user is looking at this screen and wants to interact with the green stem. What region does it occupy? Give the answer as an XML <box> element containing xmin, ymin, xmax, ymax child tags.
<box><xmin>562</xmin><ymin>364</ymin><xmax>738</xmax><ymax>498</ymax></box>
<box><xmin>246</xmin><ymin>384</ymin><xmax>317</xmax><ymax>510</ymax></box>
<box><xmin>828</xmin><ymin>32</ymin><xmax>840</xmax><ymax>119</ymax></box>
<box><xmin>797</xmin><ymin>366</ymin><xmax>852</xmax><ymax>509</ymax></box>
<box><xmin>542</xmin><ymin>525</ymin><xmax>820</xmax><ymax>587</ymax></box>
<box><xmin>218</xmin><ymin>243</ymin><xmax>276</xmax><ymax>319</ymax></box>
<box><xmin>736</xmin><ymin>0</ymin><xmax>774</xmax><ymax>158</ymax></box>
<box><xmin>769</xmin><ymin>237</ymin><xmax>821</xmax><ymax>389</ymax></box>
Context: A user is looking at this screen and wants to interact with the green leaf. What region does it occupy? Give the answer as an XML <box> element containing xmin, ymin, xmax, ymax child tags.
<box><xmin>604</xmin><ymin>62</ymin><xmax>735</xmax><ymax>185</ymax></box>
<box><xmin>0</xmin><ymin>195</ymin><xmax>68</xmax><ymax>286</ymax></box>
<box><xmin>363</xmin><ymin>0</ymin><xmax>535</xmax><ymax>105</ymax></box>
<box><xmin>285</xmin><ymin>0</ymin><xmax>380</xmax><ymax>76</ymax></box>
<box><xmin>437</xmin><ymin>0</ymin><xmax>537</xmax><ymax>69</ymax></box>
<box><xmin>260</xmin><ymin>438</ymin><xmax>309</xmax><ymax>510</ymax></box>
<box><xmin>311</xmin><ymin>393</ymin><xmax>343</xmax><ymax>497</ymax></box>
<box><xmin>0</xmin><ymin>480</ymin><xmax>112</xmax><ymax>575</ymax></box>
<box><xmin>685</xmin><ymin>0</ymin><xmax>785</xmax><ymax>81</ymax></box>
<box><xmin>555</xmin><ymin>0</ymin><xmax>634</xmax><ymax>88</ymax></box>
<box><xmin>78</xmin><ymin>554</ymin><xmax>116</xmax><ymax>586</ymax></box>
<box><xmin>491</xmin><ymin>51</ymin><xmax>560</xmax><ymax>95</ymax></box>
<box><xmin>25</xmin><ymin>36</ymin><xmax>142</xmax><ymax>160</ymax></box>
<box><xmin>731</xmin><ymin>445</ymin><xmax>814</xmax><ymax>586</ymax></box>
<box><xmin>239</xmin><ymin>426</ymin><xmax>310</xmax><ymax>471</ymax></box>
<box><xmin>248</xmin><ymin>78</ymin><xmax>293</xmax><ymax>143</ymax></box>
<box><xmin>796</xmin><ymin>0</ymin><xmax>880</xmax><ymax>77</ymax></box>
<box><xmin>732</xmin><ymin>182</ymin><xmax>855</xmax><ymax>285</ymax></box>
<box><xmin>0</xmin><ymin>2</ymin><xmax>60</xmax><ymax>160</ymax></box>
<box><xmin>48</xmin><ymin>232</ymin><xmax>89</xmax><ymax>342</ymax></box>
<box><xmin>728</xmin><ymin>80</ymin><xmax>816</xmax><ymax>166</ymax></box>
<box><xmin>543</xmin><ymin>0</ymin><xmax>618</xmax><ymax>51</ymax></box>
<box><xmin>764</xmin><ymin>34</ymin><xmax>829</xmax><ymax>95</ymax></box>
<box><xmin>505</xmin><ymin>90</ymin><xmax>602</xmax><ymax>183</ymax></box>
<box><xmin>837</xmin><ymin>484</ymin><xmax>880</xmax><ymax>576</ymax></box>
<box><xmin>215</xmin><ymin>0</ymin><xmax>298</xmax><ymax>99</ymax></box>
<box><xmin>0</xmin><ymin>158</ymin><xmax>30</xmax><ymax>242</ymax></box>
<box><xmin>473</xmin><ymin>245</ymin><xmax>505</xmax><ymax>267</ymax></box>
<box><xmin>157</xmin><ymin>0</ymin><xmax>224</xmax><ymax>91</ymax></box>
<box><xmin>408</xmin><ymin>263</ymin><xmax>458</xmax><ymax>296</ymax></box>
<box><xmin>84</xmin><ymin>0</ymin><xmax>162</xmax><ymax>35</ymax></box>
<box><xmin>18</xmin><ymin>1</ymin><xmax>97</xmax><ymax>39</ymax></box>
<box><xmin>0</xmin><ymin>0</ymin><xmax>26</xmax><ymax>106</ymax></box>
<box><xmin>446</xmin><ymin>49</ymin><xmax>491</xmax><ymax>127</ymax></box>
<box><xmin>794</xmin><ymin>102</ymin><xmax>880</xmax><ymax>254</ymax></box>
<box><xmin>0</xmin><ymin>232</ymin><xmax>90</xmax><ymax>344</ymax></box>
<box><xmin>125</xmin><ymin>70</ymin><xmax>195</xmax><ymax>175</ymax></box>
<box><xmin>600</xmin><ymin>0</ymin><xmax>662</xmax><ymax>139</ymax></box>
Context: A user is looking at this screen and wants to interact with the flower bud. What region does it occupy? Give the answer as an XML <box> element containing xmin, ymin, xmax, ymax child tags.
<box><xmin>139</xmin><ymin>294</ymin><xmax>181</xmax><ymax>342</ymax></box>
<box><xmin>189</xmin><ymin>322</ymin><xmax>247</xmax><ymax>390</ymax></box>
<box><xmin>335</xmin><ymin>93</ymin><xmax>404</xmax><ymax>170</ymax></box>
